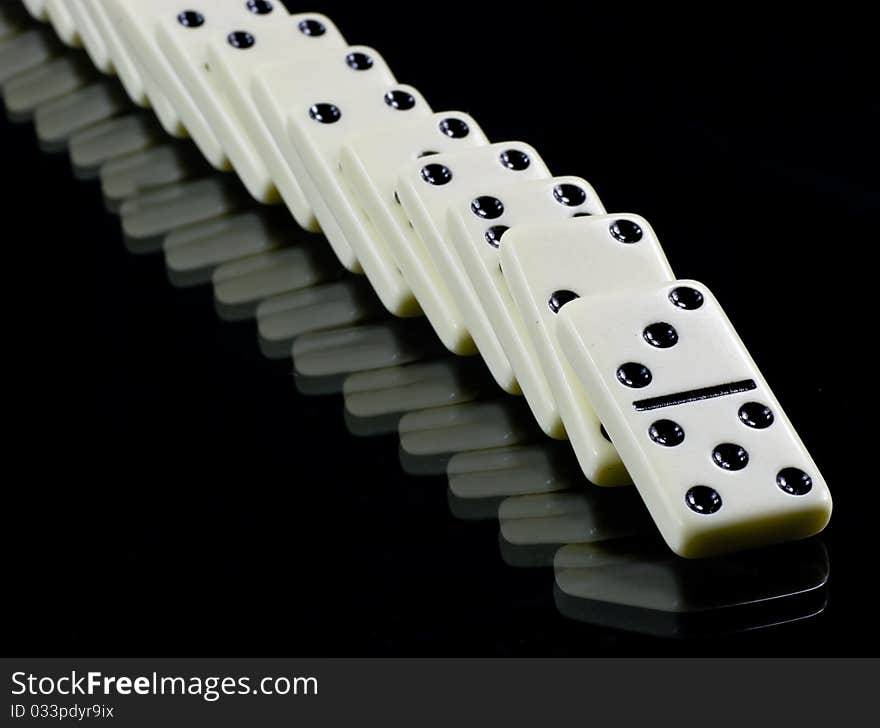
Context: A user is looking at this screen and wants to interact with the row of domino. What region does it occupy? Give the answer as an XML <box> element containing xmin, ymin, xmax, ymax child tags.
<box><xmin>11</xmin><ymin>0</ymin><xmax>832</xmax><ymax>558</ymax></box>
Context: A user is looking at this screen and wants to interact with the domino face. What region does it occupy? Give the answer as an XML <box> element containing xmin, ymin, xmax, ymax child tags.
<box><xmin>283</xmin><ymin>55</ymin><xmax>436</xmax><ymax>316</ymax></box>
<box><xmin>205</xmin><ymin>12</ymin><xmax>345</xmax><ymax>232</ymax></box>
<box><xmin>341</xmin><ymin>113</ymin><xmax>490</xmax><ymax>354</ymax></box>
<box><xmin>154</xmin><ymin>2</ymin><xmax>345</xmax><ymax>205</ymax></box>
<box><xmin>396</xmin><ymin>143</ymin><xmax>553</xmax><ymax>393</ymax></box>
<box><xmin>500</xmin><ymin>215</ymin><xmax>674</xmax><ymax>486</ymax></box>
<box><xmin>109</xmin><ymin>0</ymin><xmax>225</xmax><ymax>161</ymax></box>
<box><xmin>250</xmin><ymin>45</ymin><xmax>401</xmax><ymax>275</ymax></box>
<box><xmin>447</xmin><ymin>176</ymin><xmax>606</xmax><ymax>438</ymax></box>
<box><xmin>556</xmin><ymin>279</ymin><xmax>832</xmax><ymax>558</ymax></box>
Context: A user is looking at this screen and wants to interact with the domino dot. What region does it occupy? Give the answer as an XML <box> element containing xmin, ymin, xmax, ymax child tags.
<box><xmin>712</xmin><ymin>443</ymin><xmax>749</xmax><ymax>471</ymax></box>
<box><xmin>548</xmin><ymin>290</ymin><xmax>580</xmax><ymax>314</ymax></box>
<box><xmin>246</xmin><ymin>0</ymin><xmax>273</xmax><ymax>14</ymax></box>
<box><xmin>227</xmin><ymin>31</ymin><xmax>255</xmax><ymax>49</ymax></box>
<box><xmin>309</xmin><ymin>103</ymin><xmax>341</xmax><ymax>124</ymax></box>
<box><xmin>616</xmin><ymin>362</ymin><xmax>652</xmax><ymax>388</ymax></box>
<box><xmin>609</xmin><ymin>219</ymin><xmax>643</xmax><ymax>244</ymax></box>
<box><xmin>649</xmin><ymin>419</ymin><xmax>685</xmax><ymax>447</ymax></box>
<box><xmin>417</xmin><ymin>151</ymin><xmax>439</xmax><ymax>158</ymax></box>
<box><xmin>739</xmin><ymin>402</ymin><xmax>774</xmax><ymax>429</ymax></box>
<box><xmin>346</xmin><ymin>52</ymin><xmax>374</xmax><ymax>70</ymax></box>
<box><xmin>572</xmin><ymin>212</ymin><xmax>593</xmax><ymax>218</ymax></box>
<box><xmin>643</xmin><ymin>322</ymin><xmax>678</xmax><ymax>348</ymax></box>
<box><xmin>499</xmin><ymin>149</ymin><xmax>531</xmax><ymax>171</ymax></box>
<box><xmin>471</xmin><ymin>196</ymin><xmax>505</xmax><ymax>220</ymax></box>
<box><xmin>439</xmin><ymin>118</ymin><xmax>470</xmax><ymax>138</ymax></box>
<box><xmin>420</xmin><ymin>164</ymin><xmax>453</xmax><ymax>186</ymax></box>
<box><xmin>777</xmin><ymin>467</ymin><xmax>813</xmax><ymax>496</ymax></box>
<box><xmin>669</xmin><ymin>286</ymin><xmax>705</xmax><ymax>310</ymax></box>
<box><xmin>686</xmin><ymin>486</ymin><xmax>722</xmax><ymax>515</ymax></box>
<box><xmin>298</xmin><ymin>19</ymin><xmax>326</xmax><ymax>36</ymax></box>
<box><xmin>177</xmin><ymin>11</ymin><xmax>204</xmax><ymax>27</ymax></box>
<box><xmin>553</xmin><ymin>184</ymin><xmax>587</xmax><ymax>207</ymax></box>
<box><xmin>485</xmin><ymin>226</ymin><xmax>509</xmax><ymax>248</ymax></box>
<box><xmin>385</xmin><ymin>90</ymin><xmax>416</xmax><ymax>110</ymax></box>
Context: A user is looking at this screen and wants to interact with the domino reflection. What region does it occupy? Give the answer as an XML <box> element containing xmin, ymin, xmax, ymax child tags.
<box><xmin>553</xmin><ymin>538</ymin><xmax>829</xmax><ymax>638</ymax></box>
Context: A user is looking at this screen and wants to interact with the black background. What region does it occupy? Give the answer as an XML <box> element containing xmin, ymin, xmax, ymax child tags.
<box><xmin>2</xmin><ymin>5</ymin><xmax>876</xmax><ymax>656</ymax></box>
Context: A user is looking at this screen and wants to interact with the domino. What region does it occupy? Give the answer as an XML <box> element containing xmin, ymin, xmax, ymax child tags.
<box><xmin>500</xmin><ymin>214</ymin><xmax>674</xmax><ymax>486</ymax></box>
<box><xmin>66</xmin><ymin>1</ymin><xmax>114</xmax><ymax>73</ymax></box>
<box><xmin>153</xmin><ymin>1</ymin><xmax>346</xmax><ymax>206</ymax></box>
<box><xmin>251</xmin><ymin>44</ymin><xmax>421</xmax><ymax>277</ymax></box>
<box><xmin>105</xmin><ymin>1</ymin><xmax>206</xmax><ymax>143</ymax></box>
<box><xmin>45</xmin><ymin>0</ymin><xmax>81</xmax><ymax>48</ymax></box>
<box><xmin>556</xmin><ymin>279</ymin><xmax>832</xmax><ymax>558</ymax></box>
<box><xmin>340</xmin><ymin>113</ymin><xmax>490</xmax><ymax>352</ymax></box>
<box><xmin>395</xmin><ymin>143</ymin><xmax>555</xmax><ymax>392</ymax></box>
<box><xmin>284</xmin><ymin>54</ymin><xmax>437</xmax><ymax>315</ymax></box>
<box><xmin>205</xmin><ymin>11</ymin><xmax>345</xmax><ymax>233</ymax></box>
<box><xmin>447</xmin><ymin>176</ymin><xmax>606</xmax><ymax>438</ymax></box>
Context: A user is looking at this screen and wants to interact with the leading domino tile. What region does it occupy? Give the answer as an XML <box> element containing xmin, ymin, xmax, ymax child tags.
<box><xmin>250</xmin><ymin>45</ymin><xmax>399</xmax><ymax>274</ymax></box>
<box><xmin>396</xmin><ymin>143</ymin><xmax>553</xmax><ymax>393</ymax></box>
<box><xmin>341</xmin><ymin>113</ymin><xmax>490</xmax><ymax>352</ymax></box>
<box><xmin>447</xmin><ymin>176</ymin><xmax>606</xmax><ymax>438</ymax></box>
<box><xmin>500</xmin><ymin>214</ymin><xmax>674</xmax><ymax>486</ymax></box>
<box><xmin>556</xmin><ymin>279</ymin><xmax>832</xmax><ymax>558</ymax></box>
<box><xmin>205</xmin><ymin>12</ymin><xmax>345</xmax><ymax>233</ymax></box>
<box><xmin>155</xmin><ymin>1</ymin><xmax>346</xmax><ymax>205</ymax></box>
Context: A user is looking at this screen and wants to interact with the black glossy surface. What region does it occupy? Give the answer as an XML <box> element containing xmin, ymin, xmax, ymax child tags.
<box><xmin>2</xmin><ymin>5</ymin><xmax>877</xmax><ymax>658</ymax></box>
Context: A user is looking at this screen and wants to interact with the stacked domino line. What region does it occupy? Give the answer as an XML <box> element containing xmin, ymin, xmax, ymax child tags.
<box><xmin>11</xmin><ymin>0</ymin><xmax>832</xmax><ymax>558</ymax></box>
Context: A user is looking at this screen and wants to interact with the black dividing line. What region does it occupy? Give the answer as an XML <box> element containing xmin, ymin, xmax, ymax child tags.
<box><xmin>633</xmin><ymin>379</ymin><xmax>757</xmax><ymax>412</ymax></box>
